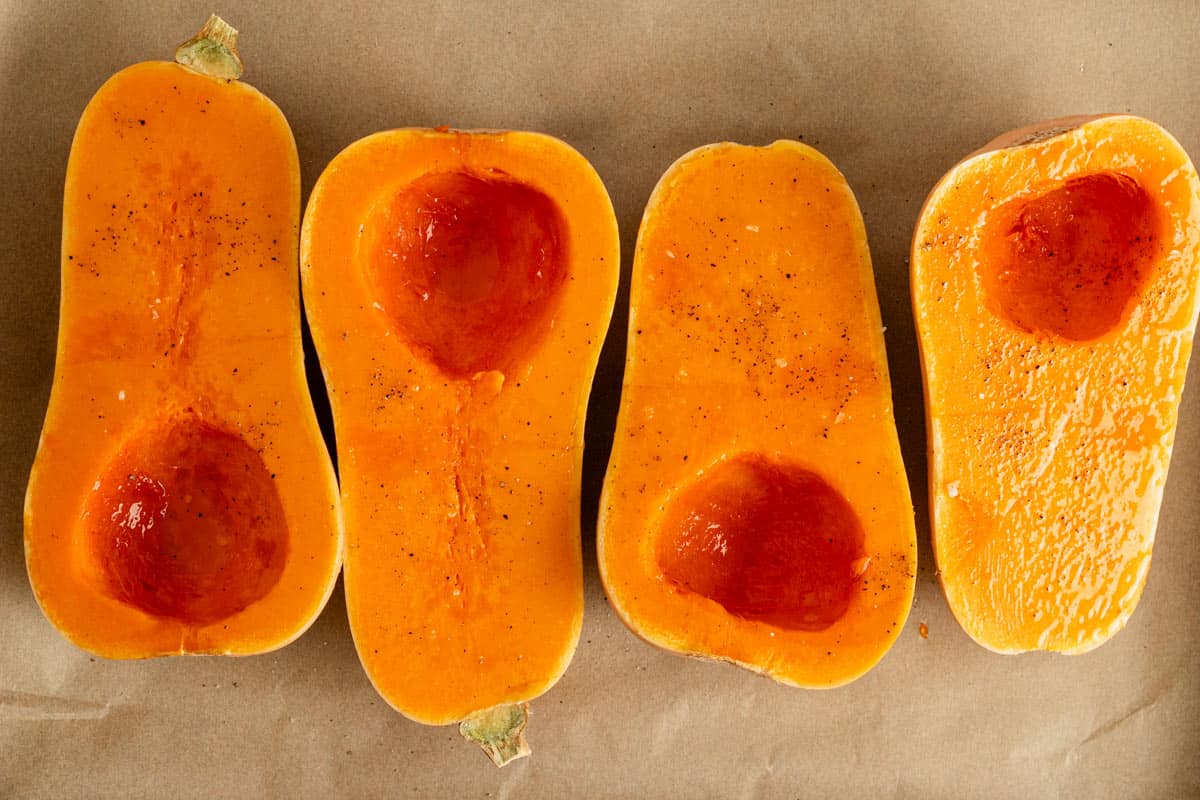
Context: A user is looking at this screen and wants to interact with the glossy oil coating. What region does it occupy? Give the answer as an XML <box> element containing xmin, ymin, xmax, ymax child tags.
<box><xmin>363</xmin><ymin>171</ymin><xmax>569</xmax><ymax>377</ymax></box>
<box><xmin>83</xmin><ymin>415</ymin><xmax>289</xmax><ymax>623</ymax></box>
<box><xmin>301</xmin><ymin>129</ymin><xmax>619</xmax><ymax>725</ymax></box>
<box><xmin>912</xmin><ymin>115</ymin><xmax>1200</xmax><ymax>653</ymax></box>
<box><xmin>655</xmin><ymin>453</ymin><xmax>867</xmax><ymax>632</ymax></box>
<box><xmin>599</xmin><ymin>141</ymin><xmax>916</xmax><ymax>688</ymax></box>
<box><xmin>977</xmin><ymin>172</ymin><xmax>1161</xmax><ymax>341</ymax></box>
<box><xmin>25</xmin><ymin>61</ymin><xmax>342</xmax><ymax>657</ymax></box>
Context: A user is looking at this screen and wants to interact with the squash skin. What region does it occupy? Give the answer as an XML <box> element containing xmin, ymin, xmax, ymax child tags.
<box><xmin>599</xmin><ymin>141</ymin><xmax>917</xmax><ymax>688</ymax></box>
<box><xmin>300</xmin><ymin>129</ymin><xmax>619</xmax><ymax>725</ymax></box>
<box><xmin>25</xmin><ymin>61</ymin><xmax>343</xmax><ymax>657</ymax></box>
<box><xmin>912</xmin><ymin>115</ymin><xmax>1200</xmax><ymax>654</ymax></box>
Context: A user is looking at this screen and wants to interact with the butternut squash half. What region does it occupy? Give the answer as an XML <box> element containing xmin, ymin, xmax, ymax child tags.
<box><xmin>912</xmin><ymin>115</ymin><xmax>1200</xmax><ymax>653</ymax></box>
<box><xmin>24</xmin><ymin>17</ymin><xmax>343</xmax><ymax>657</ymax></box>
<box><xmin>300</xmin><ymin>128</ymin><xmax>618</xmax><ymax>761</ymax></box>
<box><xmin>599</xmin><ymin>142</ymin><xmax>916</xmax><ymax>688</ymax></box>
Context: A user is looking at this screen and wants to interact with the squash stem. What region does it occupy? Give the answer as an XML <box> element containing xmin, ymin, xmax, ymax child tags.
<box><xmin>459</xmin><ymin>703</ymin><xmax>531</xmax><ymax>767</ymax></box>
<box><xmin>175</xmin><ymin>15</ymin><xmax>244</xmax><ymax>80</ymax></box>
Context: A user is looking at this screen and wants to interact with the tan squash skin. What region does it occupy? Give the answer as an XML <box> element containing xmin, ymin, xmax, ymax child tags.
<box><xmin>300</xmin><ymin>128</ymin><xmax>619</xmax><ymax>733</ymax></box>
<box><xmin>24</xmin><ymin>21</ymin><xmax>343</xmax><ymax>658</ymax></box>
<box><xmin>912</xmin><ymin>115</ymin><xmax>1200</xmax><ymax>654</ymax></box>
<box><xmin>599</xmin><ymin>141</ymin><xmax>917</xmax><ymax>688</ymax></box>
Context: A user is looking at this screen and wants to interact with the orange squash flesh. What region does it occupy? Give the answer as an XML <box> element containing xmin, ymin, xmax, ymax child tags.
<box><xmin>912</xmin><ymin>115</ymin><xmax>1200</xmax><ymax>654</ymax></box>
<box><xmin>300</xmin><ymin>129</ymin><xmax>619</xmax><ymax>731</ymax></box>
<box><xmin>24</xmin><ymin>20</ymin><xmax>343</xmax><ymax>657</ymax></box>
<box><xmin>599</xmin><ymin>141</ymin><xmax>917</xmax><ymax>688</ymax></box>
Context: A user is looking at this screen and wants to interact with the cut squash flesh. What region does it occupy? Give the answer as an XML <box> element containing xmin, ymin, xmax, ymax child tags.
<box><xmin>25</xmin><ymin>55</ymin><xmax>342</xmax><ymax>657</ymax></box>
<box><xmin>912</xmin><ymin>115</ymin><xmax>1200</xmax><ymax>653</ymax></box>
<box><xmin>599</xmin><ymin>141</ymin><xmax>916</xmax><ymax>688</ymax></box>
<box><xmin>301</xmin><ymin>129</ymin><xmax>619</xmax><ymax>725</ymax></box>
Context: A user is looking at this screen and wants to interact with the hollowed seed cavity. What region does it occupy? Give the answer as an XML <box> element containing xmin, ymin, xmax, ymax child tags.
<box><xmin>979</xmin><ymin>172</ymin><xmax>1162</xmax><ymax>341</ymax></box>
<box><xmin>655</xmin><ymin>454</ymin><xmax>866</xmax><ymax>632</ymax></box>
<box><xmin>363</xmin><ymin>171</ymin><xmax>569</xmax><ymax>378</ymax></box>
<box><xmin>82</xmin><ymin>415</ymin><xmax>288</xmax><ymax>624</ymax></box>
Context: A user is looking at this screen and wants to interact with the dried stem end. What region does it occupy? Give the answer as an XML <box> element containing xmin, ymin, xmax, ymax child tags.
<box><xmin>459</xmin><ymin>703</ymin><xmax>531</xmax><ymax>767</ymax></box>
<box><xmin>175</xmin><ymin>15</ymin><xmax>244</xmax><ymax>80</ymax></box>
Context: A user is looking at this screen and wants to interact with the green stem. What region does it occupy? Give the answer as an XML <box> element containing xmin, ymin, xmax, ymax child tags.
<box><xmin>175</xmin><ymin>15</ymin><xmax>244</xmax><ymax>80</ymax></box>
<box><xmin>459</xmin><ymin>703</ymin><xmax>531</xmax><ymax>767</ymax></box>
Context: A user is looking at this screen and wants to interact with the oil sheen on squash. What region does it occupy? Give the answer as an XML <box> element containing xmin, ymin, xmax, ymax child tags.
<box><xmin>363</xmin><ymin>171</ymin><xmax>569</xmax><ymax>377</ymax></box>
<box><xmin>978</xmin><ymin>172</ymin><xmax>1161</xmax><ymax>341</ymax></box>
<box><xmin>656</xmin><ymin>454</ymin><xmax>865</xmax><ymax>631</ymax></box>
<box><xmin>25</xmin><ymin>34</ymin><xmax>342</xmax><ymax>657</ymax></box>
<box><xmin>301</xmin><ymin>129</ymin><xmax>618</xmax><ymax>727</ymax></box>
<box><xmin>912</xmin><ymin>115</ymin><xmax>1200</xmax><ymax>654</ymax></box>
<box><xmin>83</xmin><ymin>415</ymin><xmax>288</xmax><ymax>624</ymax></box>
<box><xmin>599</xmin><ymin>141</ymin><xmax>916</xmax><ymax>689</ymax></box>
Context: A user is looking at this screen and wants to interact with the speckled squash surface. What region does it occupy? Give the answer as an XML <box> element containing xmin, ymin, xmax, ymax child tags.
<box><xmin>912</xmin><ymin>115</ymin><xmax>1200</xmax><ymax>653</ymax></box>
<box><xmin>300</xmin><ymin>129</ymin><xmax>619</xmax><ymax>735</ymax></box>
<box><xmin>24</xmin><ymin>18</ymin><xmax>343</xmax><ymax>658</ymax></box>
<box><xmin>599</xmin><ymin>141</ymin><xmax>916</xmax><ymax>688</ymax></box>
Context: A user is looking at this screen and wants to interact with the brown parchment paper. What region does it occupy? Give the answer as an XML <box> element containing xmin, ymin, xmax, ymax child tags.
<box><xmin>2</xmin><ymin>2</ymin><xmax>1198</xmax><ymax>797</ymax></box>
